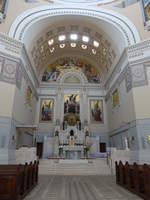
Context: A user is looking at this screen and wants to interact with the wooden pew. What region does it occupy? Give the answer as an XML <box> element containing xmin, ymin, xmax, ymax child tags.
<box><xmin>0</xmin><ymin>161</ymin><xmax>39</xmax><ymax>200</ymax></box>
<box><xmin>116</xmin><ymin>161</ymin><xmax>150</xmax><ymax>200</ymax></box>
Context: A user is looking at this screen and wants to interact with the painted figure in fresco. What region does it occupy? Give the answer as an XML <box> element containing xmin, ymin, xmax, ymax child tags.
<box><xmin>41</xmin><ymin>101</ymin><xmax>52</xmax><ymax>121</ymax></box>
<box><xmin>41</xmin><ymin>57</ymin><xmax>100</xmax><ymax>83</ymax></box>
<box><xmin>92</xmin><ymin>101</ymin><xmax>102</xmax><ymax>122</ymax></box>
<box><xmin>42</xmin><ymin>66</ymin><xmax>60</xmax><ymax>82</ymax></box>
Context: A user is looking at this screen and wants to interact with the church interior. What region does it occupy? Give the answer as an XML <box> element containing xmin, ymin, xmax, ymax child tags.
<box><xmin>0</xmin><ymin>0</ymin><xmax>150</xmax><ymax>199</ymax></box>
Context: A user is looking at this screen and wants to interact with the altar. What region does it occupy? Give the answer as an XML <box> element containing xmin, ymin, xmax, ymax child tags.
<box><xmin>59</xmin><ymin>145</ymin><xmax>85</xmax><ymax>159</ymax></box>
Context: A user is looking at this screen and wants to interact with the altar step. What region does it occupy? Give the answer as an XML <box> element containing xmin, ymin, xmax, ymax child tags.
<box><xmin>39</xmin><ymin>158</ymin><xmax>111</xmax><ymax>175</ymax></box>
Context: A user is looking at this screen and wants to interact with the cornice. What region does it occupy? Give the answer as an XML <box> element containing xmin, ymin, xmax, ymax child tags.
<box><xmin>0</xmin><ymin>33</ymin><xmax>39</xmax><ymax>93</ymax></box>
<box><xmin>0</xmin><ymin>32</ymin><xmax>23</xmax><ymax>56</ymax></box>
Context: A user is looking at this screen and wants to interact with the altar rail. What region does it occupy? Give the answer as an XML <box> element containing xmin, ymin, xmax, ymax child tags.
<box><xmin>115</xmin><ymin>161</ymin><xmax>150</xmax><ymax>200</ymax></box>
<box><xmin>0</xmin><ymin>161</ymin><xmax>39</xmax><ymax>200</ymax></box>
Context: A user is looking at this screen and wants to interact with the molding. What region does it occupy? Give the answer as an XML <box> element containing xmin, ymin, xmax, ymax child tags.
<box><xmin>9</xmin><ymin>6</ymin><xmax>140</xmax><ymax>45</ymax></box>
<box><xmin>0</xmin><ymin>54</ymin><xmax>22</xmax><ymax>89</ymax></box>
<box><xmin>127</xmin><ymin>39</ymin><xmax>150</xmax><ymax>64</ymax></box>
<box><xmin>0</xmin><ymin>33</ymin><xmax>38</xmax><ymax>97</ymax></box>
<box><xmin>104</xmin><ymin>49</ymin><xmax>128</xmax><ymax>90</ymax></box>
<box><xmin>0</xmin><ymin>32</ymin><xmax>23</xmax><ymax>56</ymax></box>
<box><xmin>105</xmin><ymin>39</ymin><xmax>150</xmax><ymax>101</ymax></box>
<box><xmin>109</xmin><ymin>118</ymin><xmax>150</xmax><ymax>138</ymax></box>
<box><xmin>109</xmin><ymin>120</ymin><xmax>137</xmax><ymax>136</ymax></box>
<box><xmin>21</xmin><ymin>45</ymin><xmax>39</xmax><ymax>88</ymax></box>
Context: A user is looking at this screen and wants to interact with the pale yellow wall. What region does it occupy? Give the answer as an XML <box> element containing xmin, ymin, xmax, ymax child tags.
<box><xmin>0</xmin><ymin>1</ymin><xmax>149</xmax><ymax>40</ymax></box>
<box><xmin>0</xmin><ymin>81</ymin><xmax>15</xmax><ymax>117</ymax></box>
<box><xmin>132</xmin><ymin>67</ymin><xmax>150</xmax><ymax>119</ymax></box>
<box><xmin>0</xmin><ymin>0</ymin><xmax>48</xmax><ymax>34</ymax></box>
<box><xmin>103</xmin><ymin>2</ymin><xmax>150</xmax><ymax>40</ymax></box>
<box><xmin>12</xmin><ymin>77</ymin><xmax>37</xmax><ymax>125</ymax></box>
<box><xmin>106</xmin><ymin>79</ymin><xmax>136</xmax><ymax>132</ymax></box>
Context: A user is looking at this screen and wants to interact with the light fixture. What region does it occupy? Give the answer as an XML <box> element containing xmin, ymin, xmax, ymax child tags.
<box><xmin>93</xmin><ymin>40</ymin><xmax>99</xmax><ymax>48</ymax></box>
<box><xmin>50</xmin><ymin>47</ymin><xmax>55</xmax><ymax>53</ymax></box>
<box><xmin>60</xmin><ymin>44</ymin><xmax>65</xmax><ymax>48</ymax></box>
<box><xmin>58</xmin><ymin>35</ymin><xmax>66</xmax><ymax>41</ymax></box>
<box><xmin>70</xmin><ymin>43</ymin><xmax>77</xmax><ymax>48</ymax></box>
<box><xmin>82</xmin><ymin>35</ymin><xmax>89</xmax><ymax>43</ymax></box>
<box><xmin>92</xmin><ymin>49</ymin><xmax>97</xmax><ymax>55</ymax></box>
<box><xmin>48</xmin><ymin>39</ymin><xmax>54</xmax><ymax>46</ymax></box>
<box><xmin>81</xmin><ymin>44</ymin><xmax>87</xmax><ymax>49</ymax></box>
<box><xmin>70</xmin><ymin>34</ymin><xmax>78</xmax><ymax>41</ymax></box>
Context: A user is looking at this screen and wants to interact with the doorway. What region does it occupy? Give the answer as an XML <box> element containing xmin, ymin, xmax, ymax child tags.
<box><xmin>100</xmin><ymin>143</ymin><xmax>106</xmax><ymax>153</ymax></box>
<box><xmin>36</xmin><ymin>142</ymin><xmax>43</xmax><ymax>159</ymax></box>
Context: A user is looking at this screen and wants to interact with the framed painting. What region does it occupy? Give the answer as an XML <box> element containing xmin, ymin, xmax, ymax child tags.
<box><xmin>141</xmin><ymin>0</ymin><xmax>150</xmax><ymax>30</ymax></box>
<box><xmin>64</xmin><ymin>94</ymin><xmax>80</xmax><ymax>125</ymax></box>
<box><xmin>0</xmin><ymin>0</ymin><xmax>8</xmax><ymax>21</ymax></box>
<box><xmin>90</xmin><ymin>99</ymin><xmax>103</xmax><ymax>123</ymax></box>
<box><xmin>40</xmin><ymin>99</ymin><xmax>54</xmax><ymax>122</ymax></box>
<box><xmin>112</xmin><ymin>89</ymin><xmax>119</xmax><ymax>107</ymax></box>
<box><xmin>26</xmin><ymin>86</ymin><xmax>32</xmax><ymax>106</ymax></box>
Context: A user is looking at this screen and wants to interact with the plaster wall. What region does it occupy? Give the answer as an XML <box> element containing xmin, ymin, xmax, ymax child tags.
<box><xmin>12</xmin><ymin>77</ymin><xmax>37</xmax><ymax>125</ymax></box>
<box><xmin>0</xmin><ymin>0</ymin><xmax>148</xmax><ymax>41</ymax></box>
<box><xmin>103</xmin><ymin>2</ymin><xmax>150</xmax><ymax>40</ymax></box>
<box><xmin>106</xmin><ymin>79</ymin><xmax>135</xmax><ymax>133</ymax></box>
<box><xmin>132</xmin><ymin>67</ymin><xmax>150</xmax><ymax>119</ymax></box>
<box><xmin>0</xmin><ymin>81</ymin><xmax>15</xmax><ymax>117</ymax></box>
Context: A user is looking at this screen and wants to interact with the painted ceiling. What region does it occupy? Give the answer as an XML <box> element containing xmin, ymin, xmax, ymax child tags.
<box><xmin>41</xmin><ymin>57</ymin><xmax>101</xmax><ymax>84</ymax></box>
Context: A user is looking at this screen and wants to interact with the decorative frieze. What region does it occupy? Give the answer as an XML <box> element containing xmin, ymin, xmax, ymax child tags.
<box><xmin>0</xmin><ymin>55</ymin><xmax>22</xmax><ymax>89</ymax></box>
<box><xmin>105</xmin><ymin>39</ymin><xmax>150</xmax><ymax>101</ymax></box>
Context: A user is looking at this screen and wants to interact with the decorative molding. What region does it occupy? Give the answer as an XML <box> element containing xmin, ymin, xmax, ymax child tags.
<box><xmin>105</xmin><ymin>39</ymin><xmax>150</xmax><ymax>101</ymax></box>
<box><xmin>9</xmin><ymin>6</ymin><xmax>140</xmax><ymax>45</ymax></box>
<box><xmin>0</xmin><ymin>32</ymin><xmax>23</xmax><ymax>56</ymax></box>
<box><xmin>0</xmin><ymin>55</ymin><xmax>22</xmax><ymax>89</ymax></box>
<box><xmin>104</xmin><ymin>49</ymin><xmax>128</xmax><ymax>90</ymax></box>
<box><xmin>127</xmin><ymin>39</ymin><xmax>150</xmax><ymax>65</ymax></box>
<box><xmin>105</xmin><ymin>63</ymin><xmax>148</xmax><ymax>101</ymax></box>
<box><xmin>0</xmin><ymin>33</ymin><xmax>39</xmax><ymax>97</ymax></box>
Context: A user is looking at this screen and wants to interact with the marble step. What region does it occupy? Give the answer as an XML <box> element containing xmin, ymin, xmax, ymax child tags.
<box><xmin>39</xmin><ymin>158</ymin><xmax>111</xmax><ymax>175</ymax></box>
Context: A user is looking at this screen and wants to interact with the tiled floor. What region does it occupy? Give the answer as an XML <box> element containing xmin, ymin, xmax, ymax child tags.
<box><xmin>25</xmin><ymin>175</ymin><xmax>142</xmax><ymax>200</ymax></box>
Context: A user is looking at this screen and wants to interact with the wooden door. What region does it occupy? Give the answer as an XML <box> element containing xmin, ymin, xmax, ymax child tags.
<box><xmin>36</xmin><ymin>143</ymin><xmax>43</xmax><ymax>159</ymax></box>
<box><xmin>100</xmin><ymin>143</ymin><xmax>106</xmax><ymax>153</ymax></box>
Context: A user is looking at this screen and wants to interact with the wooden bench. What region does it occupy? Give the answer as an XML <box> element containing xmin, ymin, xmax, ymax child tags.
<box><xmin>116</xmin><ymin>161</ymin><xmax>150</xmax><ymax>200</ymax></box>
<box><xmin>0</xmin><ymin>161</ymin><xmax>39</xmax><ymax>200</ymax></box>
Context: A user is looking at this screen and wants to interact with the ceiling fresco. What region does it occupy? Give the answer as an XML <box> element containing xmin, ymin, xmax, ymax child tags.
<box><xmin>41</xmin><ymin>57</ymin><xmax>101</xmax><ymax>84</ymax></box>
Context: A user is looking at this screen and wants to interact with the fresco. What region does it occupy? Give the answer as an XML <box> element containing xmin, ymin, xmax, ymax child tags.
<box><xmin>64</xmin><ymin>94</ymin><xmax>80</xmax><ymax>125</ymax></box>
<box><xmin>0</xmin><ymin>0</ymin><xmax>8</xmax><ymax>20</ymax></box>
<box><xmin>90</xmin><ymin>99</ymin><xmax>103</xmax><ymax>123</ymax></box>
<box><xmin>0</xmin><ymin>0</ymin><xmax>7</xmax><ymax>13</ymax></box>
<box><xmin>141</xmin><ymin>0</ymin><xmax>150</xmax><ymax>29</ymax></box>
<box><xmin>112</xmin><ymin>89</ymin><xmax>119</xmax><ymax>107</ymax></box>
<box><xmin>41</xmin><ymin>57</ymin><xmax>100</xmax><ymax>84</ymax></box>
<box><xmin>26</xmin><ymin>86</ymin><xmax>32</xmax><ymax>106</ymax></box>
<box><xmin>40</xmin><ymin>99</ymin><xmax>54</xmax><ymax>122</ymax></box>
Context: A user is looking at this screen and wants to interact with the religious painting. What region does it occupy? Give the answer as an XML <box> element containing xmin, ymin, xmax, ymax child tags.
<box><xmin>0</xmin><ymin>0</ymin><xmax>8</xmax><ymax>20</ymax></box>
<box><xmin>26</xmin><ymin>86</ymin><xmax>32</xmax><ymax>106</ymax></box>
<box><xmin>141</xmin><ymin>0</ymin><xmax>150</xmax><ymax>30</ymax></box>
<box><xmin>112</xmin><ymin>89</ymin><xmax>119</xmax><ymax>107</ymax></box>
<box><xmin>64</xmin><ymin>94</ymin><xmax>80</xmax><ymax>125</ymax></box>
<box><xmin>40</xmin><ymin>99</ymin><xmax>54</xmax><ymax>122</ymax></box>
<box><xmin>41</xmin><ymin>57</ymin><xmax>100</xmax><ymax>84</ymax></box>
<box><xmin>90</xmin><ymin>99</ymin><xmax>103</xmax><ymax>123</ymax></box>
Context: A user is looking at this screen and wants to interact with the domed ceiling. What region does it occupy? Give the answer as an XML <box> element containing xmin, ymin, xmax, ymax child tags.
<box><xmin>53</xmin><ymin>0</ymin><xmax>115</xmax><ymax>5</ymax></box>
<box><xmin>30</xmin><ymin>16</ymin><xmax>117</xmax><ymax>83</ymax></box>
